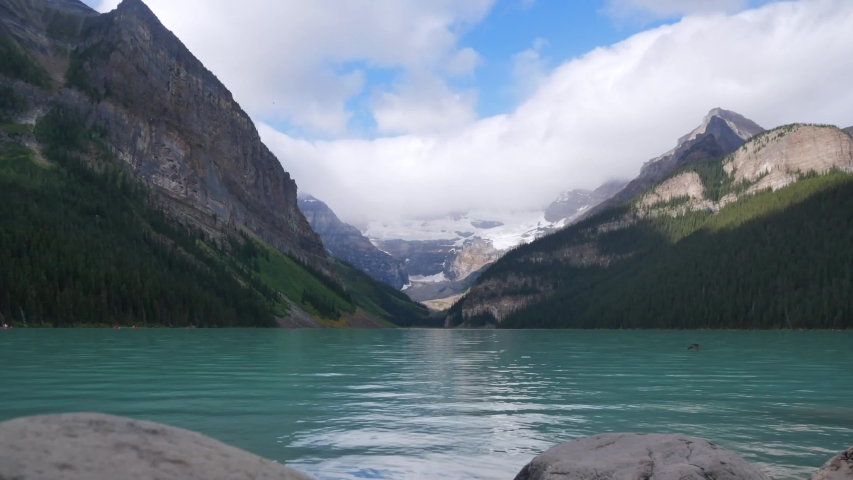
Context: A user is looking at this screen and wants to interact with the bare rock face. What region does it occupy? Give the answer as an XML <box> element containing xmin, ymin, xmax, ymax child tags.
<box><xmin>447</xmin><ymin>236</ymin><xmax>502</xmax><ymax>281</ymax></box>
<box><xmin>513</xmin><ymin>433</ymin><xmax>771</xmax><ymax>480</ymax></box>
<box><xmin>640</xmin><ymin>172</ymin><xmax>705</xmax><ymax>207</ymax></box>
<box><xmin>812</xmin><ymin>445</ymin><xmax>853</xmax><ymax>480</ymax></box>
<box><xmin>1</xmin><ymin>0</ymin><xmax>327</xmax><ymax>264</ymax></box>
<box><xmin>724</xmin><ymin>125</ymin><xmax>853</xmax><ymax>193</ymax></box>
<box><xmin>298</xmin><ymin>195</ymin><xmax>408</xmax><ymax>289</ymax></box>
<box><xmin>0</xmin><ymin>413</ymin><xmax>314</xmax><ymax>480</ymax></box>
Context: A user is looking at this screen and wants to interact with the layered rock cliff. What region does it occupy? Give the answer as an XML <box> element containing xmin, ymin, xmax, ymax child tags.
<box><xmin>1</xmin><ymin>0</ymin><xmax>326</xmax><ymax>264</ymax></box>
<box><xmin>725</xmin><ymin>125</ymin><xmax>853</xmax><ymax>192</ymax></box>
<box><xmin>298</xmin><ymin>195</ymin><xmax>408</xmax><ymax>289</ymax></box>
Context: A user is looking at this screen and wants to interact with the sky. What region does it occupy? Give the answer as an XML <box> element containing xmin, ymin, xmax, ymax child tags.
<box><xmin>82</xmin><ymin>0</ymin><xmax>853</xmax><ymax>223</ymax></box>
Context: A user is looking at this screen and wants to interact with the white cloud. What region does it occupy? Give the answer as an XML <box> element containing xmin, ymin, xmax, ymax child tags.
<box><xmin>446</xmin><ymin>48</ymin><xmax>482</xmax><ymax>77</ymax></box>
<box><xmin>605</xmin><ymin>0</ymin><xmax>751</xmax><ymax>19</ymax></box>
<box><xmin>370</xmin><ymin>72</ymin><xmax>477</xmax><ymax>135</ymax></box>
<box><xmin>258</xmin><ymin>0</ymin><xmax>853</xmax><ymax>223</ymax></box>
<box><xmin>512</xmin><ymin>38</ymin><xmax>550</xmax><ymax>98</ymax></box>
<box><xmin>90</xmin><ymin>0</ymin><xmax>493</xmax><ymax>135</ymax></box>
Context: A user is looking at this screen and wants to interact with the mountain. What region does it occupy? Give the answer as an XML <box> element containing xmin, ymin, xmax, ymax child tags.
<box><xmin>0</xmin><ymin>0</ymin><xmax>430</xmax><ymax>328</ymax></box>
<box><xmin>580</xmin><ymin>108</ymin><xmax>765</xmax><ymax>221</ymax></box>
<box><xmin>844</xmin><ymin>126</ymin><xmax>853</xmax><ymax>137</ymax></box>
<box><xmin>363</xmin><ymin>210</ymin><xmax>556</xmax><ymax>303</ymax></box>
<box><xmin>448</xmin><ymin>120</ymin><xmax>853</xmax><ymax>330</ymax></box>
<box><xmin>298</xmin><ymin>195</ymin><xmax>408</xmax><ymax>289</ymax></box>
<box><xmin>544</xmin><ymin>180</ymin><xmax>628</xmax><ymax>224</ymax></box>
<box><xmin>365</xmin><ymin>108</ymin><xmax>761</xmax><ymax>306</ymax></box>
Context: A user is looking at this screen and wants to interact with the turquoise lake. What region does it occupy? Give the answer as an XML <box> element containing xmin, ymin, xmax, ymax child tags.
<box><xmin>0</xmin><ymin>330</ymin><xmax>851</xmax><ymax>479</ymax></box>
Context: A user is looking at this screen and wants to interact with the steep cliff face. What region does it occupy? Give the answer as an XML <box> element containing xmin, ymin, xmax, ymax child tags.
<box><xmin>298</xmin><ymin>195</ymin><xmax>408</xmax><ymax>289</ymax></box>
<box><xmin>725</xmin><ymin>125</ymin><xmax>853</xmax><ymax>192</ymax></box>
<box><xmin>1</xmin><ymin>0</ymin><xmax>326</xmax><ymax>264</ymax></box>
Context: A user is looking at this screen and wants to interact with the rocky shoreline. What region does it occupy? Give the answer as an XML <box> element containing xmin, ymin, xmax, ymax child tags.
<box><xmin>0</xmin><ymin>413</ymin><xmax>850</xmax><ymax>480</ymax></box>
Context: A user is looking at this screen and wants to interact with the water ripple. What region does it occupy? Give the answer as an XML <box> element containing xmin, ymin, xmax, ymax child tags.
<box><xmin>1</xmin><ymin>329</ymin><xmax>851</xmax><ymax>480</ymax></box>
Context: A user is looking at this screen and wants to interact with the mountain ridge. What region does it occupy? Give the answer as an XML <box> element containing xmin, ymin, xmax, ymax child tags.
<box><xmin>579</xmin><ymin>108</ymin><xmax>765</xmax><ymax>222</ymax></box>
<box><xmin>447</xmin><ymin>114</ymin><xmax>853</xmax><ymax>330</ymax></box>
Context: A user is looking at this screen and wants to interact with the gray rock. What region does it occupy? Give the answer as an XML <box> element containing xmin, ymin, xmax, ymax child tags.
<box><xmin>0</xmin><ymin>413</ymin><xmax>314</xmax><ymax>480</ymax></box>
<box><xmin>298</xmin><ymin>194</ymin><xmax>408</xmax><ymax>289</ymax></box>
<box><xmin>812</xmin><ymin>445</ymin><xmax>853</xmax><ymax>480</ymax></box>
<box><xmin>513</xmin><ymin>433</ymin><xmax>771</xmax><ymax>480</ymax></box>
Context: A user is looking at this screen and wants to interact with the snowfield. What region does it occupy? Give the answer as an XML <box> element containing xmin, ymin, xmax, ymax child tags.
<box><xmin>363</xmin><ymin>209</ymin><xmax>565</xmax><ymax>251</ymax></box>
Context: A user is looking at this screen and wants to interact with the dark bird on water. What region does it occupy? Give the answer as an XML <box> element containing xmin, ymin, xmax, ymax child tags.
<box><xmin>688</xmin><ymin>344</ymin><xmax>700</xmax><ymax>351</ymax></box>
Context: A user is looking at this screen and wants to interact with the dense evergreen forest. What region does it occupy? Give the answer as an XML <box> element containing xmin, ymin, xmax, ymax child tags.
<box><xmin>0</xmin><ymin>107</ymin><xmax>278</xmax><ymax>327</ymax></box>
<box><xmin>486</xmin><ymin>172</ymin><xmax>853</xmax><ymax>329</ymax></box>
<box><xmin>0</xmin><ymin>104</ymin><xmax>430</xmax><ymax>327</ymax></box>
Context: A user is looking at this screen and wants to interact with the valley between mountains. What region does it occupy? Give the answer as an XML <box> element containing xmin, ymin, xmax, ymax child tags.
<box><xmin>2</xmin><ymin>0</ymin><xmax>852</xmax><ymax>329</ymax></box>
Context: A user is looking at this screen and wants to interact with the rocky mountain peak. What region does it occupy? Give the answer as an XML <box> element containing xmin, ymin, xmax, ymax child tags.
<box><xmin>112</xmin><ymin>0</ymin><xmax>162</xmax><ymax>26</ymax></box>
<box><xmin>575</xmin><ymin>109</ymin><xmax>764</xmax><ymax>223</ymax></box>
<box><xmin>673</xmin><ymin>108</ymin><xmax>763</xmax><ymax>154</ymax></box>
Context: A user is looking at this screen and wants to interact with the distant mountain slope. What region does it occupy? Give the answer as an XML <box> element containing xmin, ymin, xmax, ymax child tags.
<box><xmin>299</xmin><ymin>195</ymin><xmax>408</xmax><ymax>289</ymax></box>
<box><xmin>544</xmin><ymin>180</ymin><xmax>628</xmax><ymax>224</ymax></box>
<box><xmin>580</xmin><ymin>108</ymin><xmax>764</xmax><ymax>221</ymax></box>
<box><xmin>448</xmin><ymin>122</ymin><xmax>853</xmax><ymax>330</ymax></box>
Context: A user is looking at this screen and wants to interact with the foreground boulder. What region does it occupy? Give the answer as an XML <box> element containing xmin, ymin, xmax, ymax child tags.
<box><xmin>812</xmin><ymin>445</ymin><xmax>853</xmax><ymax>480</ymax></box>
<box><xmin>0</xmin><ymin>413</ymin><xmax>314</xmax><ymax>480</ymax></box>
<box><xmin>513</xmin><ymin>433</ymin><xmax>770</xmax><ymax>480</ymax></box>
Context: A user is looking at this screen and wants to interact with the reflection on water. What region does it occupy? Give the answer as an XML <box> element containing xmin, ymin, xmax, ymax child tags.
<box><xmin>0</xmin><ymin>330</ymin><xmax>851</xmax><ymax>480</ymax></box>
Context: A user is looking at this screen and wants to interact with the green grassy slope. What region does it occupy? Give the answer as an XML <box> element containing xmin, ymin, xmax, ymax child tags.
<box><xmin>332</xmin><ymin>260</ymin><xmax>438</xmax><ymax>327</ymax></box>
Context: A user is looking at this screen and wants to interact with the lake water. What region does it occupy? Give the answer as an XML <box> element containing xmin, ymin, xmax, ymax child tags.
<box><xmin>0</xmin><ymin>330</ymin><xmax>851</xmax><ymax>479</ymax></box>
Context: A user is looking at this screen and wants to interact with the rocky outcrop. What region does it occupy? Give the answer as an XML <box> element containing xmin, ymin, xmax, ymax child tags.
<box><xmin>299</xmin><ymin>195</ymin><xmax>408</xmax><ymax>289</ymax></box>
<box><xmin>640</xmin><ymin>172</ymin><xmax>705</xmax><ymax>208</ymax></box>
<box><xmin>447</xmin><ymin>237</ymin><xmax>502</xmax><ymax>281</ymax></box>
<box><xmin>0</xmin><ymin>412</ymin><xmax>314</xmax><ymax>480</ymax></box>
<box><xmin>581</xmin><ymin>109</ymin><xmax>764</xmax><ymax>221</ymax></box>
<box><xmin>724</xmin><ymin>125</ymin><xmax>853</xmax><ymax>193</ymax></box>
<box><xmin>812</xmin><ymin>445</ymin><xmax>853</xmax><ymax>480</ymax></box>
<box><xmin>1</xmin><ymin>0</ymin><xmax>327</xmax><ymax>265</ymax></box>
<box><xmin>544</xmin><ymin>180</ymin><xmax>628</xmax><ymax>224</ymax></box>
<box><xmin>513</xmin><ymin>433</ymin><xmax>771</xmax><ymax>480</ymax></box>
